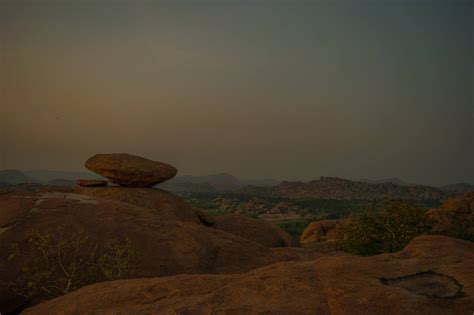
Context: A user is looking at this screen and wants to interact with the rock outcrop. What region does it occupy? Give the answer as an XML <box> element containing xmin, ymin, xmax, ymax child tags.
<box><xmin>268</xmin><ymin>177</ymin><xmax>451</xmax><ymax>201</ymax></box>
<box><xmin>0</xmin><ymin>192</ymin><xmax>282</xmax><ymax>313</ymax></box>
<box><xmin>85</xmin><ymin>153</ymin><xmax>177</xmax><ymax>187</ymax></box>
<box><xmin>300</xmin><ymin>219</ymin><xmax>340</xmax><ymax>247</ymax></box>
<box><xmin>23</xmin><ymin>236</ymin><xmax>474</xmax><ymax>315</ymax></box>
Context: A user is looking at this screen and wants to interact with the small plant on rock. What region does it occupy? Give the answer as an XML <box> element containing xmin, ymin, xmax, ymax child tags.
<box><xmin>8</xmin><ymin>225</ymin><xmax>139</xmax><ymax>301</ymax></box>
<box><xmin>98</xmin><ymin>237</ymin><xmax>136</xmax><ymax>280</ymax></box>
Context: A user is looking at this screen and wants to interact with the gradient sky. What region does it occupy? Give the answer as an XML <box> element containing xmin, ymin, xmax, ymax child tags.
<box><xmin>1</xmin><ymin>0</ymin><xmax>473</xmax><ymax>185</ymax></box>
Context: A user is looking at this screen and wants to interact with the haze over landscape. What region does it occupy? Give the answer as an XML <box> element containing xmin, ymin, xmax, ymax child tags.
<box><xmin>1</xmin><ymin>0</ymin><xmax>473</xmax><ymax>186</ymax></box>
<box><xmin>1</xmin><ymin>1</ymin><xmax>474</xmax><ymax>314</ymax></box>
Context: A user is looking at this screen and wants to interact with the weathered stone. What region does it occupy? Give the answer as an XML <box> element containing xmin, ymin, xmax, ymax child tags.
<box><xmin>85</xmin><ymin>153</ymin><xmax>177</xmax><ymax>187</ymax></box>
<box><xmin>0</xmin><ymin>191</ymin><xmax>280</xmax><ymax>313</ymax></box>
<box><xmin>77</xmin><ymin>179</ymin><xmax>108</xmax><ymax>187</ymax></box>
<box><xmin>23</xmin><ymin>236</ymin><xmax>474</xmax><ymax>315</ymax></box>
<box><xmin>300</xmin><ymin>219</ymin><xmax>340</xmax><ymax>246</ymax></box>
<box><xmin>75</xmin><ymin>186</ymin><xmax>204</xmax><ymax>224</ymax></box>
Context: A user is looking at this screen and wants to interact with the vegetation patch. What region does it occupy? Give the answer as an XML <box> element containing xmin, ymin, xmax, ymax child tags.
<box><xmin>337</xmin><ymin>201</ymin><xmax>432</xmax><ymax>256</ymax></box>
<box><xmin>430</xmin><ymin>209</ymin><xmax>474</xmax><ymax>242</ymax></box>
<box><xmin>8</xmin><ymin>225</ymin><xmax>139</xmax><ymax>301</ymax></box>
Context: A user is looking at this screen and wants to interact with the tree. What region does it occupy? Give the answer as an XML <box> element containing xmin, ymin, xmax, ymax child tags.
<box><xmin>337</xmin><ymin>200</ymin><xmax>432</xmax><ymax>256</ymax></box>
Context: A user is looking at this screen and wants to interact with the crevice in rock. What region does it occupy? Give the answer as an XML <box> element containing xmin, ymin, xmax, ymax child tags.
<box><xmin>196</xmin><ymin>212</ymin><xmax>214</xmax><ymax>227</ymax></box>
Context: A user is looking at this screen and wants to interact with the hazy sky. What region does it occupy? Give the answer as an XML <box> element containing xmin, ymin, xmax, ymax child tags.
<box><xmin>1</xmin><ymin>0</ymin><xmax>473</xmax><ymax>185</ymax></box>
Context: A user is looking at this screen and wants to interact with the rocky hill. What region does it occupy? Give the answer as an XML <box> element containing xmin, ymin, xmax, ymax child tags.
<box><xmin>0</xmin><ymin>170</ymin><xmax>40</xmax><ymax>185</ymax></box>
<box><xmin>24</xmin><ymin>170</ymin><xmax>100</xmax><ymax>183</ymax></box>
<box><xmin>360</xmin><ymin>177</ymin><xmax>411</xmax><ymax>185</ymax></box>
<box><xmin>440</xmin><ymin>182</ymin><xmax>474</xmax><ymax>195</ymax></box>
<box><xmin>160</xmin><ymin>173</ymin><xmax>280</xmax><ymax>193</ymax></box>
<box><xmin>250</xmin><ymin>176</ymin><xmax>452</xmax><ymax>201</ymax></box>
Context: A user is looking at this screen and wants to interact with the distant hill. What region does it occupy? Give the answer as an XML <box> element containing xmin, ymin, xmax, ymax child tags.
<box><xmin>158</xmin><ymin>181</ymin><xmax>218</xmax><ymax>194</ymax></box>
<box><xmin>361</xmin><ymin>178</ymin><xmax>474</xmax><ymax>195</ymax></box>
<box><xmin>241</xmin><ymin>178</ymin><xmax>281</xmax><ymax>187</ymax></box>
<box><xmin>175</xmin><ymin>173</ymin><xmax>241</xmax><ymax>191</ymax></box>
<box><xmin>25</xmin><ymin>170</ymin><xmax>100</xmax><ymax>182</ymax></box>
<box><xmin>242</xmin><ymin>176</ymin><xmax>452</xmax><ymax>201</ymax></box>
<box><xmin>3</xmin><ymin>168</ymin><xmax>470</xmax><ymax>198</ymax></box>
<box><xmin>360</xmin><ymin>177</ymin><xmax>412</xmax><ymax>186</ymax></box>
<box><xmin>160</xmin><ymin>173</ymin><xmax>280</xmax><ymax>193</ymax></box>
<box><xmin>0</xmin><ymin>169</ymin><xmax>280</xmax><ymax>192</ymax></box>
<box><xmin>47</xmin><ymin>179</ymin><xmax>77</xmax><ymax>187</ymax></box>
<box><xmin>0</xmin><ymin>169</ymin><xmax>101</xmax><ymax>187</ymax></box>
<box><xmin>440</xmin><ymin>183</ymin><xmax>474</xmax><ymax>195</ymax></box>
<box><xmin>0</xmin><ymin>170</ymin><xmax>41</xmax><ymax>185</ymax></box>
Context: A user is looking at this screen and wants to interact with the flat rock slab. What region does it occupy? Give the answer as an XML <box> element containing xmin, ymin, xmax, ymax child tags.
<box><xmin>77</xmin><ymin>179</ymin><xmax>108</xmax><ymax>187</ymax></box>
<box><xmin>22</xmin><ymin>235</ymin><xmax>474</xmax><ymax>314</ymax></box>
<box><xmin>85</xmin><ymin>153</ymin><xmax>177</xmax><ymax>187</ymax></box>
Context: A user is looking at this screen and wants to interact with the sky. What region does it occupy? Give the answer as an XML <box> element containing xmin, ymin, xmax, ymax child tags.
<box><xmin>1</xmin><ymin>0</ymin><xmax>473</xmax><ymax>186</ymax></box>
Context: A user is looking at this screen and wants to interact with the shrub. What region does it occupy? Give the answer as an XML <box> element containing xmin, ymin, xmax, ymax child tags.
<box><xmin>337</xmin><ymin>201</ymin><xmax>432</xmax><ymax>256</ymax></box>
<box><xmin>8</xmin><ymin>225</ymin><xmax>138</xmax><ymax>300</ymax></box>
<box><xmin>430</xmin><ymin>208</ymin><xmax>474</xmax><ymax>242</ymax></box>
<box><xmin>98</xmin><ymin>237</ymin><xmax>137</xmax><ymax>280</ymax></box>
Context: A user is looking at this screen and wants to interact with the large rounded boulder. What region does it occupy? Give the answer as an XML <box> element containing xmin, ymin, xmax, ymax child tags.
<box><xmin>300</xmin><ymin>219</ymin><xmax>340</xmax><ymax>247</ymax></box>
<box><xmin>85</xmin><ymin>153</ymin><xmax>177</xmax><ymax>187</ymax></box>
<box><xmin>0</xmin><ymin>191</ymin><xmax>280</xmax><ymax>313</ymax></box>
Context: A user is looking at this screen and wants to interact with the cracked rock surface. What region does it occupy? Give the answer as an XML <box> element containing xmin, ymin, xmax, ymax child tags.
<box><xmin>23</xmin><ymin>235</ymin><xmax>474</xmax><ymax>315</ymax></box>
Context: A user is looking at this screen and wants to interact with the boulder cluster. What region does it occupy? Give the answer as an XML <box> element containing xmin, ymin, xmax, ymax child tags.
<box><xmin>78</xmin><ymin>153</ymin><xmax>177</xmax><ymax>188</ymax></box>
<box><xmin>0</xmin><ymin>153</ymin><xmax>473</xmax><ymax>314</ymax></box>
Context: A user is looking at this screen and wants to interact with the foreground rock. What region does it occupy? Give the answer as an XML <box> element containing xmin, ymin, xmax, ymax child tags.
<box><xmin>85</xmin><ymin>153</ymin><xmax>177</xmax><ymax>187</ymax></box>
<box><xmin>0</xmin><ymin>192</ymin><xmax>282</xmax><ymax>313</ymax></box>
<box><xmin>211</xmin><ymin>214</ymin><xmax>293</xmax><ymax>247</ymax></box>
<box><xmin>270</xmin><ymin>246</ymin><xmax>341</xmax><ymax>261</ymax></box>
<box><xmin>24</xmin><ymin>236</ymin><xmax>474</xmax><ymax>314</ymax></box>
<box><xmin>76</xmin><ymin>179</ymin><xmax>108</xmax><ymax>187</ymax></box>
